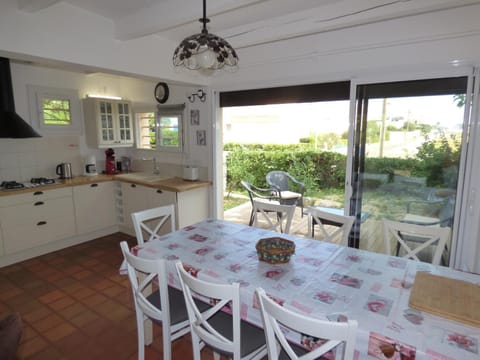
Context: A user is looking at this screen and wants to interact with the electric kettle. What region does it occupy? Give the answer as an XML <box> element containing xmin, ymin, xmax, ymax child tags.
<box><xmin>56</xmin><ymin>163</ymin><xmax>73</xmax><ymax>179</ymax></box>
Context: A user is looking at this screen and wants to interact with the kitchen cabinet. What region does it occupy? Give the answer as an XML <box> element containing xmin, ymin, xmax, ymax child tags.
<box><xmin>121</xmin><ymin>183</ymin><xmax>176</xmax><ymax>232</ymax></box>
<box><xmin>176</xmin><ymin>187</ymin><xmax>209</xmax><ymax>228</ymax></box>
<box><xmin>84</xmin><ymin>98</ymin><xmax>134</xmax><ymax>148</ymax></box>
<box><xmin>0</xmin><ymin>187</ymin><xmax>75</xmax><ymax>255</ymax></box>
<box><xmin>73</xmin><ymin>182</ymin><xmax>116</xmax><ymax>234</ymax></box>
<box><xmin>120</xmin><ymin>182</ymin><xmax>208</xmax><ymax>234</ymax></box>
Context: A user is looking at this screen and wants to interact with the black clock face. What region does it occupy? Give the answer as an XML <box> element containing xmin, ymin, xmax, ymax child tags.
<box><xmin>154</xmin><ymin>82</ymin><xmax>169</xmax><ymax>104</ymax></box>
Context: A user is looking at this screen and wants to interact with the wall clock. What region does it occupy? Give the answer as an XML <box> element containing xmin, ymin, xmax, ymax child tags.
<box><xmin>154</xmin><ymin>82</ymin><xmax>169</xmax><ymax>104</ymax></box>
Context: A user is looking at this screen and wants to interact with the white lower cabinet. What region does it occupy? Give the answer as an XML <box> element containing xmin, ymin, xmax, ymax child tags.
<box><xmin>0</xmin><ymin>187</ymin><xmax>76</xmax><ymax>255</ymax></box>
<box><xmin>73</xmin><ymin>182</ymin><xmax>116</xmax><ymax>234</ymax></box>
<box><xmin>121</xmin><ymin>182</ymin><xmax>176</xmax><ymax>231</ymax></box>
<box><xmin>121</xmin><ymin>182</ymin><xmax>208</xmax><ymax>233</ymax></box>
<box><xmin>177</xmin><ymin>187</ymin><xmax>209</xmax><ymax>228</ymax></box>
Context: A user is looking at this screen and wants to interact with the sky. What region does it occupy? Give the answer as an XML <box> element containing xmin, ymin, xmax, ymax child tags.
<box><xmin>222</xmin><ymin>94</ymin><xmax>465</xmax><ymax>143</ymax></box>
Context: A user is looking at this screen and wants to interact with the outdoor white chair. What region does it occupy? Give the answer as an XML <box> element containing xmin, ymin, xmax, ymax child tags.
<box><xmin>131</xmin><ymin>204</ymin><xmax>176</xmax><ymax>245</ymax></box>
<box><xmin>120</xmin><ymin>241</ymin><xmax>205</xmax><ymax>360</ymax></box>
<box><xmin>252</xmin><ymin>199</ymin><xmax>296</xmax><ymax>234</ymax></box>
<box><xmin>175</xmin><ymin>262</ymin><xmax>268</xmax><ymax>360</ymax></box>
<box><xmin>306</xmin><ymin>207</ymin><xmax>355</xmax><ymax>246</ymax></box>
<box><xmin>382</xmin><ymin>219</ymin><xmax>451</xmax><ymax>265</ymax></box>
<box><xmin>256</xmin><ymin>287</ymin><xmax>358</xmax><ymax>360</ymax></box>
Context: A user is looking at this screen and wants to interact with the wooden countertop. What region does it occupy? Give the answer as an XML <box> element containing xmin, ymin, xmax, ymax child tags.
<box><xmin>0</xmin><ymin>173</ymin><xmax>210</xmax><ymax>197</ymax></box>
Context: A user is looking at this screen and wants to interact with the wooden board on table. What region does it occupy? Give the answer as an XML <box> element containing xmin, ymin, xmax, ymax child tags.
<box><xmin>409</xmin><ymin>272</ymin><xmax>480</xmax><ymax>327</ymax></box>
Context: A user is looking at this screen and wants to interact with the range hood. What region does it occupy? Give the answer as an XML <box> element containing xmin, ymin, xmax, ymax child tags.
<box><xmin>0</xmin><ymin>57</ymin><xmax>41</xmax><ymax>138</ymax></box>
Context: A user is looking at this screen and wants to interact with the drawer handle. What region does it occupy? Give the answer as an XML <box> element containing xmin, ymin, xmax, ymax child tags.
<box><xmin>156</xmin><ymin>190</ymin><xmax>163</xmax><ymax>194</ymax></box>
<box><xmin>130</xmin><ymin>184</ymin><xmax>136</xmax><ymax>188</ymax></box>
<box><xmin>34</xmin><ymin>201</ymin><xmax>44</xmax><ymax>206</ymax></box>
<box><xmin>90</xmin><ymin>183</ymin><xmax>98</xmax><ymax>187</ymax></box>
<box><xmin>33</xmin><ymin>191</ymin><xmax>43</xmax><ymax>196</ymax></box>
<box><xmin>37</xmin><ymin>221</ymin><xmax>47</xmax><ymax>226</ymax></box>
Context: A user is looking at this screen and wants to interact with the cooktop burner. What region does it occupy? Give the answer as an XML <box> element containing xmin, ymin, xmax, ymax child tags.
<box><xmin>1</xmin><ymin>178</ymin><xmax>56</xmax><ymax>191</ymax></box>
<box><xmin>0</xmin><ymin>181</ymin><xmax>25</xmax><ymax>190</ymax></box>
<box><xmin>30</xmin><ymin>177</ymin><xmax>55</xmax><ymax>185</ymax></box>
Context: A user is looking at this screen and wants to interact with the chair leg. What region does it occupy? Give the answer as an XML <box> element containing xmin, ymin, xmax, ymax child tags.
<box><xmin>136</xmin><ymin>311</ymin><xmax>145</xmax><ymax>360</ymax></box>
<box><xmin>249</xmin><ymin>209</ymin><xmax>255</xmax><ymax>226</ymax></box>
<box><xmin>191</xmin><ymin>332</ymin><xmax>202</xmax><ymax>360</ymax></box>
<box><xmin>162</xmin><ymin>322</ymin><xmax>171</xmax><ymax>360</ymax></box>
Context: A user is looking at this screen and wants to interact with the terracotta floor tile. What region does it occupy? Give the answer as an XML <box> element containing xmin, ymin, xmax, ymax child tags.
<box><xmin>58</xmin><ymin>302</ymin><xmax>88</xmax><ymax>320</ymax></box>
<box><xmin>69</xmin><ymin>309</ymin><xmax>99</xmax><ymax>328</ymax></box>
<box><xmin>0</xmin><ymin>286</ymin><xmax>24</xmax><ymax>301</ymax></box>
<box><xmin>24</xmin><ymin>346</ymin><xmax>65</xmax><ymax>360</ymax></box>
<box><xmin>22</xmin><ymin>306</ymin><xmax>53</xmax><ymax>324</ymax></box>
<box><xmin>70</xmin><ymin>286</ymin><xmax>95</xmax><ymax>300</ymax></box>
<box><xmin>19</xmin><ymin>324</ymin><xmax>38</xmax><ymax>344</ymax></box>
<box><xmin>43</xmin><ymin>322</ymin><xmax>77</xmax><ymax>342</ymax></box>
<box><xmin>30</xmin><ymin>313</ymin><xmax>65</xmax><ymax>333</ymax></box>
<box><xmin>38</xmin><ymin>289</ymin><xmax>66</xmax><ymax>304</ymax></box>
<box><xmin>101</xmin><ymin>284</ymin><xmax>126</xmax><ymax>298</ymax></box>
<box><xmin>17</xmin><ymin>336</ymin><xmax>48</xmax><ymax>358</ymax></box>
<box><xmin>48</xmin><ymin>296</ymin><xmax>76</xmax><ymax>312</ymax></box>
<box><xmin>80</xmin><ymin>293</ymin><xmax>108</xmax><ymax>307</ymax></box>
<box><xmin>72</xmin><ymin>269</ymin><xmax>93</xmax><ymax>280</ymax></box>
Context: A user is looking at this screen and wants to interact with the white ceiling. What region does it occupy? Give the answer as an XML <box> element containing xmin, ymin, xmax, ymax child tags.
<box><xmin>17</xmin><ymin>0</ymin><xmax>480</xmax><ymax>50</ymax></box>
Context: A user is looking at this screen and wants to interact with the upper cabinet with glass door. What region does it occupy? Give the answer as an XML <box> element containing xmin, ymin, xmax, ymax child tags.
<box><xmin>84</xmin><ymin>98</ymin><xmax>134</xmax><ymax>148</ymax></box>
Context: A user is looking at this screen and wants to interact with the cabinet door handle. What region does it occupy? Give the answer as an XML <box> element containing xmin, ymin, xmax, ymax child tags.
<box><xmin>34</xmin><ymin>201</ymin><xmax>44</xmax><ymax>206</ymax></box>
<box><xmin>130</xmin><ymin>184</ymin><xmax>136</xmax><ymax>188</ymax></box>
<box><xmin>90</xmin><ymin>183</ymin><xmax>98</xmax><ymax>187</ymax></box>
<box><xmin>33</xmin><ymin>191</ymin><xmax>43</xmax><ymax>196</ymax></box>
<box><xmin>37</xmin><ymin>221</ymin><xmax>47</xmax><ymax>226</ymax></box>
<box><xmin>156</xmin><ymin>190</ymin><xmax>163</xmax><ymax>194</ymax></box>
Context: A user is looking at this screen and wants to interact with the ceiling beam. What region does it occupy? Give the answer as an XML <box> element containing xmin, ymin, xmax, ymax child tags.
<box><xmin>17</xmin><ymin>0</ymin><xmax>60</xmax><ymax>13</ymax></box>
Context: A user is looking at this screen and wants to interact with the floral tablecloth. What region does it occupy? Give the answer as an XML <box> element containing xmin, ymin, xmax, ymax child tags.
<box><xmin>134</xmin><ymin>219</ymin><xmax>480</xmax><ymax>360</ymax></box>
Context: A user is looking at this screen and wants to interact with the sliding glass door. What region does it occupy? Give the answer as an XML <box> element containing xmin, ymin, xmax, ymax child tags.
<box><xmin>350</xmin><ymin>77</ymin><xmax>469</xmax><ymax>264</ymax></box>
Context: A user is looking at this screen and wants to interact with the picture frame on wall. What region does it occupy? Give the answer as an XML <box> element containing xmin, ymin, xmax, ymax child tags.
<box><xmin>196</xmin><ymin>130</ymin><xmax>206</xmax><ymax>146</ymax></box>
<box><xmin>191</xmin><ymin>109</ymin><xmax>200</xmax><ymax>126</ymax></box>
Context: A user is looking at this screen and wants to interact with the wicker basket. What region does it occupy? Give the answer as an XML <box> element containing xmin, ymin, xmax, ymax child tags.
<box><xmin>256</xmin><ymin>237</ymin><xmax>295</xmax><ymax>264</ymax></box>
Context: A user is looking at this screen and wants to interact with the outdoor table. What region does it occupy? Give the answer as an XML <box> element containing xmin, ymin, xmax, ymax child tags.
<box><xmin>134</xmin><ymin>219</ymin><xmax>480</xmax><ymax>360</ymax></box>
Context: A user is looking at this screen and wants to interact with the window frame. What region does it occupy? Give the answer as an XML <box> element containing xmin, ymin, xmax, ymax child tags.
<box><xmin>27</xmin><ymin>85</ymin><xmax>82</xmax><ymax>134</ymax></box>
<box><xmin>135</xmin><ymin>103</ymin><xmax>185</xmax><ymax>153</ymax></box>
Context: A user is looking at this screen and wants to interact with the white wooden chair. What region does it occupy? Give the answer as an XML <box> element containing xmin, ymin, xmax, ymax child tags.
<box><xmin>120</xmin><ymin>241</ymin><xmax>195</xmax><ymax>360</ymax></box>
<box><xmin>256</xmin><ymin>288</ymin><xmax>357</xmax><ymax>360</ymax></box>
<box><xmin>252</xmin><ymin>200</ymin><xmax>296</xmax><ymax>234</ymax></box>
<box><xmin>306</xmin><ymin>207</ymin><xmax>355</xmax><ymax>246</ymax></box>
<box><xmin>382</xmin><ymin>219</ymin><xmax>451</xmax><ymax>265</ymax></box>
<box><xmin>131</xmin><ymin>204</ymin><xmax>176</xmax><ymax>245</ymax></box>
<box><xmin>175</xmin><ymin>262</ymin><xmax>267</xmax><ymax>360</ymax></box>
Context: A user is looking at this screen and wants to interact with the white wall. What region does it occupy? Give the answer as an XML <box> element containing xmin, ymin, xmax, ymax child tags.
<box><xmin>0</xmin><ymin>62</ymin><xmax>212</xmax><ymax>181</ymax></box>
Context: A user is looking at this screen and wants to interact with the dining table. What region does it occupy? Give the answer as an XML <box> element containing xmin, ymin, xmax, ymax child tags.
<box><xmin>132</xmin><ymin>218</ymin><xmax>480</xmax><ymax>360</ymax></box>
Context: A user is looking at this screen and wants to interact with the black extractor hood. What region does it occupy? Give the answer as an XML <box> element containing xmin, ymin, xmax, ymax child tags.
<box><xmin>0</xmin><ymin>57</ymin><xmax>41</xmax><ymax>138</ymax></box>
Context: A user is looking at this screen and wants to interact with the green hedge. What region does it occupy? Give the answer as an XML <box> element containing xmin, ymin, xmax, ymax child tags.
<box><xmin>225</xmin><ymin>139</ymin><xmax>459</xmax><ymax>195</ymax></box>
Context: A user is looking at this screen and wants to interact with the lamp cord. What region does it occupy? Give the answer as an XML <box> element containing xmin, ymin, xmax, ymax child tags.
<box><xmin>200</xmin><ymin>0</ymin><xmax>210</xmax><ymax>33</ymax></box>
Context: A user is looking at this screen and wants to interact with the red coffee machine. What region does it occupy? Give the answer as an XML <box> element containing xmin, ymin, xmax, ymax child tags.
<box><xmin>105</xmin><ymin>148</ymin><xmax>116</xmax><ymax>174</ymax></box>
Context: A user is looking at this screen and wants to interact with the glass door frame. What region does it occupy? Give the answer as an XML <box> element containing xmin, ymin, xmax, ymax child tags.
<box><xmin>345</xmin><ymin>69</ymin><xmax>475</xmax><ymax>268</ymax></box>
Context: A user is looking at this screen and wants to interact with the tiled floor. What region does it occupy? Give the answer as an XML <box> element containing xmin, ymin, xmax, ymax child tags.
<box><xmin>0</xmin><ymin>233</ymin><xmax>208</xmax><ymax>360</ymax></box>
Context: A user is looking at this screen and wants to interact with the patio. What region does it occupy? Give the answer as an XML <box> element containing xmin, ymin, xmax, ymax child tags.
<box><xmin>223</xmin><ymin>198</ymin><xmax>384</xmax><ymax>252</ymax></box>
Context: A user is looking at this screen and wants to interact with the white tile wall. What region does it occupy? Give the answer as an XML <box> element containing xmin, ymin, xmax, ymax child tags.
<box><xmin>0</xmin><ymin>136</ymin><xmax>83</xmax><ymax>182</ymax></box>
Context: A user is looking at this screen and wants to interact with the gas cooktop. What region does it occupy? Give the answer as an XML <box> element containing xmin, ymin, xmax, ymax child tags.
<box><xmin>0</xmin><ymin>178</ymin><xmax>56</xmax><ymax>191</ymax></box>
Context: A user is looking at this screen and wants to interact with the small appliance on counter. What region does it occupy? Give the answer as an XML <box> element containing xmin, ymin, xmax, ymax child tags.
<box><xmin>183</xmin><ymin>165</ymin><xmax>199</xmax><ymax>181</ymax></box>
<box><xmin>105</xmin><ymin>148</ymin><xmax>116</xmax><ymax>174</ymax></box>
<box><xmin>84</xmin><ymin>155</ymin><xmax>97</xmax><ymax>176</ymax></box>
<box><xmin>56</xmin><ymin>163</ymin><xmax>73</xmax><ymax>179</ymax></box>
<box><xmin>121</xmin><ymin>156</ymin><xmax>131</xmax><ymax>173</ymax></box>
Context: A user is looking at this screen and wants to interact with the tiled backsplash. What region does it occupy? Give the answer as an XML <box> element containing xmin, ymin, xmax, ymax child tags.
<box><xmin>0</xmin><ymin>136</ymin><xmax>82</xmax><ymax>181</ymax></box>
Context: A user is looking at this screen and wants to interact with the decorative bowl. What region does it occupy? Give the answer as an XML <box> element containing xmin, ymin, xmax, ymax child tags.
<box><xmin>256</xmin><ymin>237</ymin><xmax>295</xmax><ymax>264</ymax></box>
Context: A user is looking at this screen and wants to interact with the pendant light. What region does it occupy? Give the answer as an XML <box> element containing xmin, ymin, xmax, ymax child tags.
<box><xmin>172</xmin><ymin>0</ymin><xmax>239</xmax><ymax>73</ymax></box>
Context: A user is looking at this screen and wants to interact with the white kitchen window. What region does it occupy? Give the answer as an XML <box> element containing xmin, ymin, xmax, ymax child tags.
<box><xmin>135</xmin><ymin>104</ymin><xmax>185</xmax><ymax>152</ymax></box>
<box><xmin>27</xmin><ymin>85</ymin><xmax>82</xmax><ymax>134</ymax></box>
